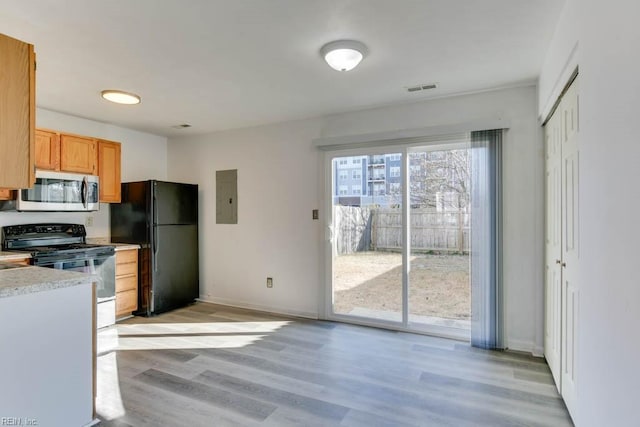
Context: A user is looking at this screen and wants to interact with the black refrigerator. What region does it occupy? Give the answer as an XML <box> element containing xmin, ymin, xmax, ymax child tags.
<box><xmin>110</xmin><ymin>180</ymin><xmax>199</xmax><ymax>316</ymax></box>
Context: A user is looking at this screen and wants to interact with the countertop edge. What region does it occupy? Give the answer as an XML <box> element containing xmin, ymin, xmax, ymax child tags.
<box><xmin>0</xmin><ymin>251</ymin><xmax>32</xmax><ymax>261</ymax></box>
<box><xmin>86</xmin><ymin>238</ymin><xmax>140</xmax><ymax>251</ymax></box>
<box><xmin>0</xmin><ymin>267</ymin><xmax>96</xmax><ymax>299</ymax></box>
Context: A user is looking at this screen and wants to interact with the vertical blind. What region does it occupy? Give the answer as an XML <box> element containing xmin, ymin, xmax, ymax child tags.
<box><xmin>470</xmin><ymin>129</ymin><xmax>504</xmax><ymax>349</ymax></box>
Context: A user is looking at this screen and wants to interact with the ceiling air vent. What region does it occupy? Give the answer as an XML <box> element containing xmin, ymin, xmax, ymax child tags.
<box><xmin>406</xmin><ymin>83</ymin><xmax>437</xmax><ymax>93</ymax></box>
<box><xmin>171</xmin><ymin>123</ymin><xmax>192</xmax><ymax>129</ymax></box>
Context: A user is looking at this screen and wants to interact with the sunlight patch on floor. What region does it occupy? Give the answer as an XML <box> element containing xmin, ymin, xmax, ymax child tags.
<box><xmin>115</xmin><ymin>334</ymin><xmax>268</xmax><ymax>350</ymax></box>
<box><xmin>116</xmin><ymin>320</ymin><xmax>291</xmax><ymax>335</ymax></box>
<box><xmin>96</xmin><ymin>352</ymin><xmax>125</xmax><ymax>421</ymax></box>
<box><xmin>98</xmin><ymin>320</ymin><xmax>291</xmax><ymax>352</ymax></box>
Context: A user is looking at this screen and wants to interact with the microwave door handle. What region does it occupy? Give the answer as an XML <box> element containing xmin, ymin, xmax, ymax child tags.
<box><xmin>82</xmin><ymin>176</ymin><xmax>88</xmax><ymax>209</ymax></box>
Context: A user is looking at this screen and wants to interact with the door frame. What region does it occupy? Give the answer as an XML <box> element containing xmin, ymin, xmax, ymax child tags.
<box><xmin>321</xmin><ymin>139</ymin><xmax>471</xmax><ymax>341</ymax></box>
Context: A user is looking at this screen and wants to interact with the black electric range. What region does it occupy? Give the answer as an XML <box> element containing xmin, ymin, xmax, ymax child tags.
<box><xmin>2</xmin><ymin>223</ymin><xmax>117</xmax><ymax>328</ymax></box>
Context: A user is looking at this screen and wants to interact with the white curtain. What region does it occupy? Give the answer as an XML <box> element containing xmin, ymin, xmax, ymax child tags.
<box><xmin>470</xmin><ymin>130</ymin><xmax>503</xmax><ymax>349</ymax></box>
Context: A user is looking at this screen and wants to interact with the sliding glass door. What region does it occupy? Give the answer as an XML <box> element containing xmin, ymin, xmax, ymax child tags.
<box><xmin>407</xmin><ymin>147</ymin><xmax>471</xmax><ymax>334</ymax></box>
<box><xmin>328</xmin><ymin>144</ymin><xmax>473</xmax><ymax>339</ymax></box>
<box><xmin>331</xmin><ymin>152</ymin><xmax>403</xmax><ymax>323</ymax></box>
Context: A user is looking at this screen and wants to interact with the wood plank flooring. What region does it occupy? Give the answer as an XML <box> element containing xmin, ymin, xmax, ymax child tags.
<box><xmin>96</xmin><ymin>303</ymin><xmax>573</xmax><ymax>426</ymax></box>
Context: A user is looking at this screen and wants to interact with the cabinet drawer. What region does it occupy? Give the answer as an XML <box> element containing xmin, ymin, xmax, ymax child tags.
<box><xmin>116</xmin><ymin>275</ymin><xmax>137</xmax><ymax>293</ymax></box>
<box><xmin>116</xmin><ymin>289</ymin><xmax>137</xmax><ymax>315</ymax></box>
<box><xmin>0</xmin><ymin>189</ymin><xmax>14</xmax><ymax>200</ymax></box>
<box><xmin>116</xmin><ymin>249</ymin><xmax>137</xmax><ymax>265</ymax></box>
<box><xmin>116</xmin><ymin>262</ymin><xmax>137</xmax><ymax>277</ymax></box>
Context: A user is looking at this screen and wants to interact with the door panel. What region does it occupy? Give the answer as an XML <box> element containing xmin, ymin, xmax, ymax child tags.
<box><xmin>408</xmin><ymin>148</ymin><xmax>470</xmax><ymax>332</ymax></box>
<box><xmin>35</xmin><ymin>129</ymin><xmax>60</xmax><ymax>171</ymax></box>
<box><xmin>216</xmin><ymin>169</ymin><xmax>238</xmax><ymax>224</ymax></box>
<box><xmin>154</xmin><ymin>181</ymin><xmax>198</xmax><ymax>225</ymax></box>
<box><xmin>151</xmin><ymin>224</ymin><xmax>199</xmax><ymax>314</ymax></box>
<box><xmin>331</xmin><ymin>153</ymin><xmax>403</xmax><ymax>323</ymax></box>
<box><xmin>544</xmin><ymin>106</ymin><xmax>562</xmax><ymax>390</ymax></box>
<box><xmin>98</xmin><ymin>139</ymin><xmax>121</xmax><ymax>203</ymax></box>
<box><xmin>560</xmin><ymin>78</ymin><xmax>579</xmax><ymax>416</ymax></box>
<box><xmin>60</xmin><ymin>134</ymin><xmax>97</xmax><ymax>174</ymax></box>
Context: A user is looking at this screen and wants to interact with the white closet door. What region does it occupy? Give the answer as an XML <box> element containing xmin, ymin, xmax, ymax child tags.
<box><xmin>560</xmin><ymin>78</ymin><xmax>580</xmax><ymax>416</ymax></box>
<box><xmin>544</xmin><ymin>106</ymin><xmax>562</xmax><ymax>391</ymax></box>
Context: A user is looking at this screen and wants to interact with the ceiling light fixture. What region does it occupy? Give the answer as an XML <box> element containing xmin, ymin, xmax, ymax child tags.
<box><xmin>101</xmin><ymin>90</ymin><xmax>141</xmax><ymax>105</ymax></box>
<box><xmin>320</xmin><ymin>40</ymin><xmax>368</xmax><ymax>72</ymax></box>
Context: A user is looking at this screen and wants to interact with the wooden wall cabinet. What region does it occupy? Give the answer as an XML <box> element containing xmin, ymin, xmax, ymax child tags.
<box><xmin>0</xmin><ymin>33</ymin><xmax>35</xmax><ymax>189</ymax></box>
<box><xmin>35</xmin><ymin>129</ymin><xmax>61</xmax><ymax>171</ymax></box>
<box><xmin>115</xmin><ymin>248</ymin><xmax>138</xmax><ymax>318</ymax></box>
<box><xmin>97</xmin><ymin>139</ymin><xmax>121</xmax><ymax>203</ymax></box>
<box><xmin>37</xmin><ymin>129</ymin><xmax>121</xmax><ymax>203</ymax></box>
<box><xmin>60</xmin><ymin>134</ymin><xmax>97</xmax><ymax>175</ymax></box>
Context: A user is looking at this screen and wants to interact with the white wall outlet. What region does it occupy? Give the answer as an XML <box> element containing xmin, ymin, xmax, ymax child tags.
<box><xmin>266</xmin><ymin>277</ymin><xmax>273</xmax><ymax>288</ymax></box>
<box><xmin>85</xmin><ymin>216</ymin><xmax>94</xmax><ymax>227</ymax></box>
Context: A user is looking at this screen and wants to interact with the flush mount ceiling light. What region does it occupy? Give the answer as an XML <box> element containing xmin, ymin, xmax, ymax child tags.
<box><xmin>101</xmin><ymin>90</ymin><xmax>141</xmax><ymax>105</ymax></box>
<box><xmin>320</xmin><ymin>40</ymin><xmax>368</xmax><ymax>72</ymax></box>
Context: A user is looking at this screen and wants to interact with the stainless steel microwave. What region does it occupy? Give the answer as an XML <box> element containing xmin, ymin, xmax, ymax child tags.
<box><xmin>16</xmin><ymin>170</ymin><xmax>99</xmax><ymax>212</ymax></box>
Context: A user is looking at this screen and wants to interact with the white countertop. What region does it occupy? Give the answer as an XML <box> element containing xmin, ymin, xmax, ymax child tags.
<box><xmin>0</xmin><ymin>266</ymin><xmax>94</xmax><ymax>298</ymax></box>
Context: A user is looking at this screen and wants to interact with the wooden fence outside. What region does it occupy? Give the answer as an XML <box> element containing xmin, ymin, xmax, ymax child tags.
<box><xmin>334</xmin><ymin>206</ymin><xmax>469</xmax><ymax>255</ymax></box>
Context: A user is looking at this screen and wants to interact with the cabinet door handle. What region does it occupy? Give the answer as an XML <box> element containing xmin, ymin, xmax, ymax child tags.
<box><xmin>561</xmin><ymin>262</ymin><xmax>567</xmax><ymax>268</ymax></box>
<box><xmin>555</xmin><ymin>259</ymin><xmax>562</xmax><ymax>264</ymax></box>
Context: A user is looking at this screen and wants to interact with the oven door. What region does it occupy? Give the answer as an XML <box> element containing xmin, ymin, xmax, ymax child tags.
<box><xmin>16</xmin><ymin>170</ymin><xmax>99</xmax><ymax>212</ymax></box>
<box><xmin>35</xmin><ymin>253</ymin><xmax>115</xmax><ymax>301</ymax></box>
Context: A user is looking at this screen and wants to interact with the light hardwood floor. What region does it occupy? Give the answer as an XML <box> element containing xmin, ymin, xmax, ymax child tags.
<box><xmin>96</xmin><ymin>303</ymin><xmax>573</xmax><ymax>426</ymax></box>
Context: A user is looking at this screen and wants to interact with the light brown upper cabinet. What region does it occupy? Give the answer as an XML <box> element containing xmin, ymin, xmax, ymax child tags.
<box><xmin>35</xmin><ymin>129</ymin><xmax>61</xmax><ymax>171</ymax></box>
<box><xmin>31</xmin><ymin>128</ymin><xmax>122</xmax><ymax>203</ymax></box>
<box><xmin>98</xmin><ymin>139</ymin><xmax>121</xmax><ymax>203</ymax></box>
<box><xmin>60</xmin><ymin>134</ymin><xmax>97</xmax><ymax>175</ymax></box>
<box><xmin>0</xmin><ymin>33</ymin><xmax>36</xmax><ymax>189</ymax></box>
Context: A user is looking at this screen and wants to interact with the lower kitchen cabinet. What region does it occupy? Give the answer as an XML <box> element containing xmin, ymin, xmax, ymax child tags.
<box><xmin>115</xmin><ymin>248</ymin><xmax>138</xmax><ymax>318</ymax></box>
<box><xmin>0</xmin><ymin>188</ymin><xmax>13</xmax><ymax>200</ymax></box>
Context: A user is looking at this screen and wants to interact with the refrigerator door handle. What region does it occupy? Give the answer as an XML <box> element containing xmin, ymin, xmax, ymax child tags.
<box><xmin>153</xmin><ymin>226</ymin><xmax>159</xmax><ymax>272</ymax></box>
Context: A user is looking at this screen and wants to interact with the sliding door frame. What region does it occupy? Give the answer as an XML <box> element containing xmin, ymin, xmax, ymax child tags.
<box><xmin>322</xmin><ymin>139</ymin><xmax>471</xmax><ymax>341</ymax></box>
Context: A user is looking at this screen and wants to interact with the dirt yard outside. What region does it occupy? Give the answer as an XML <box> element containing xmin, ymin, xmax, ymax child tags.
<box><xmin>333</xmin><ymin>252</ymin><xmax>470</xmax><ymax>320</ymax></box>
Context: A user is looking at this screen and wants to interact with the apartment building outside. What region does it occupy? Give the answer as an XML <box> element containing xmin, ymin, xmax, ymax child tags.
<box><xmin>333</xmin><ymin>150</ymin><xmax>469</xmax><ymax>211</ymax></box>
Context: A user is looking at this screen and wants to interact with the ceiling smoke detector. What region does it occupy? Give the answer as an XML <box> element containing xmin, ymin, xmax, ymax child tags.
<box><xmin>406</xmin><ymin>83</ymin><xmax>438</xmax><ymax>93</ymax></box>
<box><xmin>171</xmin><ymin>124</ymin><xmax>192</xmax><ymax>129</ymax></box>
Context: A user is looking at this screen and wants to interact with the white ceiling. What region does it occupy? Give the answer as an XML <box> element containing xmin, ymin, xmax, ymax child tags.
<box><xmin>0</xmin><ymin>0</ymin><xmax>564</xmax><ymax>137</ymax></box>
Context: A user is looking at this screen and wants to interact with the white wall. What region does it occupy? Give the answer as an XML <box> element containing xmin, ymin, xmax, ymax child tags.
<box><xmin>539</xmin><ymin>0</ymin><xmax>640</xmax><ymax>425</ymax></box>
<box><xmin>168</xmin><ymin>119</ymin><xmax>324</xmax><ymax>317</ymax></box>
<box><xmin>0</xmin><ymin>108</ymin><xmax>168</xmax><ymax>238</ymax></box>
<box><xmin>168</xmin><ymin>85</ymin><xmax>544</xmax><ymax>353</ymax></box>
